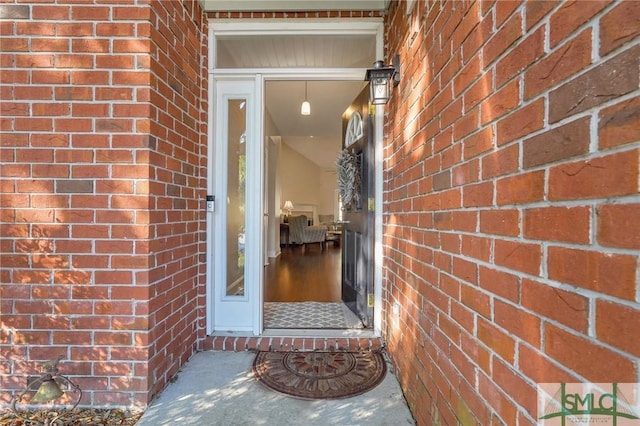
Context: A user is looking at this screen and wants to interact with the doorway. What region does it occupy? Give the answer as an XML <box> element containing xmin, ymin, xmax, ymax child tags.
<box><xmin>206</xmin><ymin>20</ymin><xmax>385</xmax><ymax>336</ymax></box>
<box><xmin>263</xmin><ymin>79</ymin><xmax>365</xmax><ymax>330</ymax></box>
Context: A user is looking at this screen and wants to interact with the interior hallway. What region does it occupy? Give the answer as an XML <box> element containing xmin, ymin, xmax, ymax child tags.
<box><xmin>264</xmin><ymin>243</ymin><xmax>342</xmax><ymax>303</ymax></box>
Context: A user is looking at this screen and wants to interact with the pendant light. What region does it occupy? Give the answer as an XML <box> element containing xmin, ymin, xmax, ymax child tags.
<box><xmin>301</xmin><ymin>81</ymin><xmax>311</xmax><ymax>115</ymax></box>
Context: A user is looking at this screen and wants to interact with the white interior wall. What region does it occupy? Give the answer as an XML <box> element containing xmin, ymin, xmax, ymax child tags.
<box><xmin>318</xmin><ymin>169</ymin><xmax>338</xmax><ymax>217</ymax></box>
<box><xmin>280</xmin><ymin>143</ymin><xmax>336</xmax><ymax>223</ymax></box>
<box><xmin>264</xmin><ymin>108</ymin><xmax>281</xmax><ymax>259</ymax></box>
<box><xmin>267</xmin><ymin>137</ymin><xmax>281</xmax><ymax>258</ymax></box>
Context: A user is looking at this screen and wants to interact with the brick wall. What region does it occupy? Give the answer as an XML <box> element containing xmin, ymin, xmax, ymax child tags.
<box><xmin>0</xmin><ymin>0</ymin><xmax>207</xmax><ymax>407</ymax></box>
<box><xmin>145</xmin><ymin>0</ymin><xmax>208</xmax><ymax>403</ymax></box>
<box><xmin>382</xmin><ymin>0</ymin><xmax>639</xmax><ymax>425</ymax></box>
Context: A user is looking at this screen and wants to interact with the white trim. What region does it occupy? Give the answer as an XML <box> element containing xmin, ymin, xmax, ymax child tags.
<box><xmin>200</xmin><ymin>0</ymin><xmax>389</xmax><ymax>12</ymax></box>
<box><xmin>211</xmin><ymin>79</ymin><xmax>260</xmax><ymax>332</ymax></box>
<box><xmin>373</xmin><ymin>24</ymin><xmax>384</xmax><ymax>336</ymax></box>
<box><xmin>206</xmin><ymin>19</ymin><xmax>385</xmax><ymax>336</ymax></box>
<box><xmin>253</xmin><ymin>73</ymin><xmax>265</xmax><ymax>334</ymax></box>
<box><xmin>208</xmin><ymin>20</ymin><xmax>384</xmax><ymax>74</ymax></box>
<box><xmin>206</xmin><ymin>74</ymin><xmax>216</xmax><ymax>336</ymax></box>
<box><xmin>212</xmin><ymin>68</ymin><xmax>370</xmax><ymax>79</ymax></box>
<box><xmin>209</xmin><ymin>20</ymin><xmax>383</xmax><ymax>36</ymax></box>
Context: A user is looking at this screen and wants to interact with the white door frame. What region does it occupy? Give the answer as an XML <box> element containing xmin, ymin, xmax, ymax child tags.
<box><xmin>206</xmin><ymin>19</ymin><xmax>385</xmax><ymax>336</ymax></box>
<box><xmin>208</xmin><ymin>77</ymin><xmax>263</xmax><ymax>333</ymax></box>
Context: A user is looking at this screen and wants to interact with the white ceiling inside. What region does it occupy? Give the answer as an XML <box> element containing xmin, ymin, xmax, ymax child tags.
<box><xmin>265</xmin><ymin>80</ymin><xmax>367</xmax><ymax>170</ymax></box>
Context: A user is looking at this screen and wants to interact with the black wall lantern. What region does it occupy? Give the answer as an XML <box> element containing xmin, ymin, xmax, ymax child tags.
<box><xmin>364</xmin><ymin>55</ymin><xmax>400</xmax><ymax>105</ymax></box>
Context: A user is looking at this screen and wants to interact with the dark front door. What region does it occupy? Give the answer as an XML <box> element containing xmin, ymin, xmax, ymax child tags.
<box><xmin>340</xmin><ymin>87</ymin><xmax>374</xmax><ymax>327</ymax></box>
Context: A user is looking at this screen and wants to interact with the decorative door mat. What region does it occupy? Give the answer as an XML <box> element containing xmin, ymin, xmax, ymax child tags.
<box><xmin>253</xmin><ymin>351</ymin><xmax>386</xmax><ymax>400</ymax></box>
<box><xmin>264</xmin><ymin>302</ymin><xmax>364</xmax><ymax>329</ymax></box>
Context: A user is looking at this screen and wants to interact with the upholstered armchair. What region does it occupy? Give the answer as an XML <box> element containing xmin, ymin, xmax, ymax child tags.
<box><xmin>319</xmin><ymin>214</ymin><xmax>341</xmax><ymax>232</ymax></box>
<box><xmin>319</xmin><ymin>214</ymin><xmax>342</xmax><ymax>246</ymax></box>
<box><xmin>288</xmin><ymin>215</ymin><xmax>328</xmax><ymax>251</ymax></box>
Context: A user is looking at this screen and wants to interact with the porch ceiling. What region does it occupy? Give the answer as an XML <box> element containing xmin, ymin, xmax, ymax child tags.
<box><xmin>216</xmin><ymin>34</ymin><xmax>376</xmax><ymax>69</ymax></box>
<box><xmin>199</xmin><ymin>0</ymin><xmax>389</xmax><ymax>12</ymax></box>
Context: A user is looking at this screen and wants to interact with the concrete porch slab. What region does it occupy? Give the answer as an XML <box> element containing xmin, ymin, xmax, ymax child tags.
<box><xmin>136</xmin><ymin>351</ymin><xmax>415</xmax><ymax>426</ymax></box>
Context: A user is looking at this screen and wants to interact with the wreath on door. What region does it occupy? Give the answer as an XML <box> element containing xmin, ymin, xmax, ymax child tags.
<box><xmin>336</xmin><ymin>148</ymin><xmax>360</xmax><ymax>210</ymax></box>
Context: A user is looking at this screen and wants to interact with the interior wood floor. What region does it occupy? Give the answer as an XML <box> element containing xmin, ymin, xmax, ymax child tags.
<box><xmin>264</xmin><ymin>243</ymin><xmax>342</xmax><ymax>302</ymax></box>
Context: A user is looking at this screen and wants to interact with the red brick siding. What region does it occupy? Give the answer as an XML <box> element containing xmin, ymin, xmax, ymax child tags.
<box><xmin>203</xmin><ymin>335</ymin><xmax>384</xmax><ymax>353</ymax></box>
<box><xmin>0</xmin><ymin>0</ymin><xmax>207</xmax><ymax>407</ymax></box>
<box><xmin>144</xmin><ymin>0</ymin><xmax>208</xmax><ymax>403</ymax></box>
<box><xmin>383</xmin><ymin>1</ymin><xmax>639</xmax><ymax>425</ymax></box>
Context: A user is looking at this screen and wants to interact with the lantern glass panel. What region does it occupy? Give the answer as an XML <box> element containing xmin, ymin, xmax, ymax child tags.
<box><xmin>370</xmin><ymin>78</ymin><xmax>390</xmax><ymax>105</ymax></box>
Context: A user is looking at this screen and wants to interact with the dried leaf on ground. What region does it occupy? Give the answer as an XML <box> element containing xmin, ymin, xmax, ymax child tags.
<box><xmin>0</xmin><ymin>408</ymin><xmax>143</xmax><ymax>425</ymax></box>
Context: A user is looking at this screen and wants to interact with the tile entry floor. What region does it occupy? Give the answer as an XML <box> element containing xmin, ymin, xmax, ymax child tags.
<box><xmin>264</xmin><ymin>302</ymin><xmax>364</xmax><ymax>329</ymax></box>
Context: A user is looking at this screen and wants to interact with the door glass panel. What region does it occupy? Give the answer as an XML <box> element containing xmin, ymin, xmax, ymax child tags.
<box><xmin>226</xmin><ymin>99</ymin><xmax>246</xmax><ymax>296</ymax></box>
